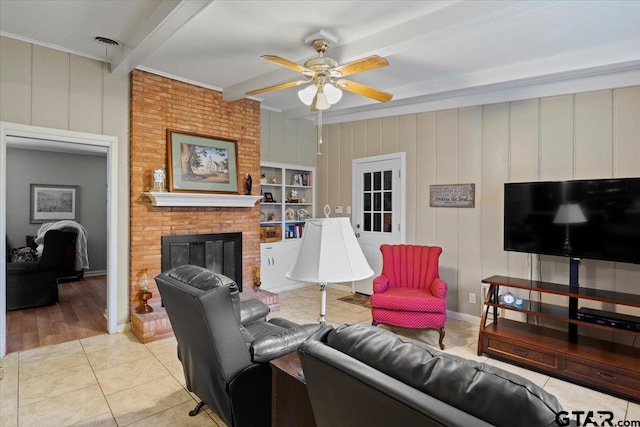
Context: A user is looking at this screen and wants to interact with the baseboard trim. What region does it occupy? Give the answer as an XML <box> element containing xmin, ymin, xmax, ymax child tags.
<box><xmin>328</xmin><ymin>283</ymin><xmax>352</xmax><ymax>292</ymax></box>
<box><xmin>116</xmin><ymin>322</ymin><xmax>131</xmax><ymax>333</ymax></box>
<box><xmin>262</xmin><ymin>281</ymin><xmax>309</xmax><ymax>293</ymax></box>
<box><xmin>85</xmin><ymin>270</ymin><xmax>107</xmax><ymax>277</ymax></box>
<box><xmin>447</xmin><ymin>310</ymin><xmax>481</xmax><ymax>325</ymax></box>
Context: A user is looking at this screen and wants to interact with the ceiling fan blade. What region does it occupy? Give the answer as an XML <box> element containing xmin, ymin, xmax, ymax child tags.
<box><xmin>333</xmin><ymin>56</ymin><xmax>389</xmax><ymax>77</ymax></box>
<box><xmin>246</xmin><ymin>79</ymin><xmax>308</xmax><ymax>96</ymax></box>
<box><xmin>335</xmin><ymin>79</ymin><xmax>393</xmax><ymax>103</ymax></box>
<box><xmin>262</xmin><ymin>55</ymin><xmax>314</xmax><ymax>76</ymax></box>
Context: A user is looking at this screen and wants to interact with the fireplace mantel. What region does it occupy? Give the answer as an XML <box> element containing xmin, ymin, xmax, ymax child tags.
<box><xmin>144</xmin><ymin>192</ymin><xmax>262</xmax><ymax>207</ymax></box>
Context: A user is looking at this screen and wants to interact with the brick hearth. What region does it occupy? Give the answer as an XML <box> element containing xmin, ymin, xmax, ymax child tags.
<box><xmin>131</xmin><ymin>290</ymin><xmax>280</xmax><ymax>343</ymax></box>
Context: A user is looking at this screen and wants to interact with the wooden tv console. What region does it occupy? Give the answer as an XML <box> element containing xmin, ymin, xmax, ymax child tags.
<box><xmin>478</xmin><ymin>275</ymin><xmax>640</xmax><ymax>402</ymax></box>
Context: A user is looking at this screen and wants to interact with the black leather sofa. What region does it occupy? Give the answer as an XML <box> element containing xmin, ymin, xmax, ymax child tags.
<box><xmin>155</xmin><ymin>265</ymin><xmax>320</xmax><ymax>427</ymax></box>
<box><xmin>300</xmin><ymin>323</ymin><xmax>570</xmax><ymax>427</ymax></box>
<box><xmin>6</xmin><ymin>230</ymin><xmax>77</xmax><ymax>310</ymax></box>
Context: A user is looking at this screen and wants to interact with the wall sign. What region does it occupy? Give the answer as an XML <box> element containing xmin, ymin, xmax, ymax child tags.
<box><xmin>429</xmin><ymin>183</ymin><xmax>475</xmax><ymax>208</ymax></box>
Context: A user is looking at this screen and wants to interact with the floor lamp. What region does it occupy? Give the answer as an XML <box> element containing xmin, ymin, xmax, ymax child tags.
<box><xmin>286</xmin><ymin>207</ymin><xmax>373</xmax><ymax>324</ymax></box>
<box><xmin>553</xmin><ymin>203</ymin><xmax>587</xmax><ymax>253</ymax></box>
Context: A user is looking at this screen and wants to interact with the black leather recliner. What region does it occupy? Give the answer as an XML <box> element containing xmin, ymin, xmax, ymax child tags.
<box><xmin>6</xmin><ymin>229</ymin><xmax>77</xmax><ymax>311</ymax></box>
<box><xmin>155</xmin><ymin>264</ymin><xmax>320</xmax><ymax>427</ymax></box>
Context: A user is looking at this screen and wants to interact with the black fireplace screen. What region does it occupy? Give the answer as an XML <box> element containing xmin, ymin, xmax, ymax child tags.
<box><xmin>161</xmin><ymin>232</ymin><xmax>242</xmax><ymax>291</ymax></box>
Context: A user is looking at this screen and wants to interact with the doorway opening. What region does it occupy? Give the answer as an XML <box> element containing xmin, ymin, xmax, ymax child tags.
<box><xmin>0</xmin><ymin>122</ymin><xmax>119</xmax><ymax>356</ymax></box>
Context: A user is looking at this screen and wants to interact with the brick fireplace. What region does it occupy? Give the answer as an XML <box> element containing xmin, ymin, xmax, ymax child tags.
<box><xmin>129</xmin><ymin>69</ymin><xmax>262</xmax><ymax>342</ymax></box>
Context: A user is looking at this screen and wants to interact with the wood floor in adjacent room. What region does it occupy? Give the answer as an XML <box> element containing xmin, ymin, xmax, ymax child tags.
<box><xmin>6</xmin><ymin>275</ymin><xmax>107</xmax><ymax>354</ymax></box>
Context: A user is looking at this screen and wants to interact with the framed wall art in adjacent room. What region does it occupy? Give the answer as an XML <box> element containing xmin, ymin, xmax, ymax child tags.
<box><xmin>30</xmin><ymin>184</ymin><xmax>80</xmax><ymax>223</ymax></box>
<box><xmin>167</xmin><ymin>130</ymin><xmax>239</xmax><ymax>193</ymax></box>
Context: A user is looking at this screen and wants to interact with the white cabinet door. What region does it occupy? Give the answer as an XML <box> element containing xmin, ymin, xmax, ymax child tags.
<box><xmin>285</xmin><ymin>240</ymin><xmax>301</xmax><ymax>284</ymax></box>
<box><xmin>260</xmin><ymin>243</ymin><xmax>285</xmax><ymax>290</ymax></box>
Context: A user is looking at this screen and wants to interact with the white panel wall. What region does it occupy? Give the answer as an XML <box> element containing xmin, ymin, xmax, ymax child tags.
<box><xmin>268</xmin><ymin>111</ymin><xmax>284</xmax><ymax>163</ymax></box>
<box><xmin>539</xmin><ymin>95</ymin><xmax>574</xmax><ymax>285</ymax></box>
<box><xmin>508</xmin><ymin>100</ymin><xmax>539</xmax><ymax>282</ymax></box>
<box><xmin>0</xmin><ymin>37</ymin><xmax>31</xmax><ymax>122</ymax></box>
<box><xmin>315</xmin><ymin>124</ymin><xmax>328</xmax><ymax>218</ymax></box>
<box><xmin>575</xmin><ymin>91</ymin><xmax>615</xmax><ymax>298</ymax></box>
<box><xmin>614</xmin><ymin>87</ymin><xmax>640</xmax><ymax>180</ymax></box>
<box><xmin>339</xmin><ymin>122</ymin><xmax>353</xmax><ymax>217</ymax></box>
<box><xmin>327</xmin><ymin>124</ymin><xmax>341</xmax><ymax>215</ymax></box>
<box><xmin>352</xmin><ymin>121</ymin><xmax>367</xmax><ymax>160</ymax></box>
<box><xmin>613</xmin><ymin>87</ymin><xmax>640</xmax><ymax>304</ymax></box>
<box><xmin>307</xmin><ymin>86</ymin><xmax>640</xmax><ymax>317</ymax></box>
<box><xmin>32</xmin><ymin>45</ymin><xmax>70</xmax><ymax>129</ymax></box>
<box><xmin>366</xmin><ymin>118</ymin><xmax>382</xmax><ymax>157</ymax></box>
<box><xmin>416</xmin><ymin>112</ymin><xmax>437</xmax><ymax>245</ymax></box>
<box><xmin>259</xmin><ymin>109</ymin><xmax>318</xmax><ymax>210</ymax></box>
<box><xmin>398</xmin><ymin>115</ymin><xmax>417</xmax><ymax>243</ymax></box>
<box><xmin>0</xmin><ymin>36</ymin><xmax>129</xmax><ymax>326</ymax></box>
<box><xmin>457</xmin><ymin>107</ymin><xmax>483</xmax><ymax>315</ymax></box>
<box><xmin>436</xmin><ymin>110</ymin><xmax>459</xmax><ymax>308</ymax></box>
<box><xmin>69</xmin><ymin>56</ymin><xmax>103</xmax><ymax>134</ymax></box>
<box><xmin>481</xmin><ymin>103</ymin><xmax>509</xmax><ymax>281</ymax></box>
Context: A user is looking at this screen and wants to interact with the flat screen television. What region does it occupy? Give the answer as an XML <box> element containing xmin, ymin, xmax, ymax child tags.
<box><xmin>504</xmin><ymin>178</ymin><xmax>640</xmax><ymax>264</ymax></box>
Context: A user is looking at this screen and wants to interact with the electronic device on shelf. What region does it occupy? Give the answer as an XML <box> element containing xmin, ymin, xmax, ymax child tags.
<box><xmin>504</xmin><ymin>177</ymin><xmax>640</xmax><ymax>264</ymax></box>
<box><xmin>576</xmin><ymin>307</ymin><xmax>640</xmax><ymax>332</ymax></box>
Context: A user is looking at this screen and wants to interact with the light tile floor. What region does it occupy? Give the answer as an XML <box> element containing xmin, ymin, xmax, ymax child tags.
<box><xmin>1</xmin><ymin>285</ymin><xmax>639</xmax><ymax>426</ymax></box>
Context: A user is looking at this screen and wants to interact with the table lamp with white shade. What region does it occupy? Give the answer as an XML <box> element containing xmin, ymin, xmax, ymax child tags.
<box><xmin>286</xmin><ymin>206</ymin><xmax>373</xmax><ymax>324</ymax></box>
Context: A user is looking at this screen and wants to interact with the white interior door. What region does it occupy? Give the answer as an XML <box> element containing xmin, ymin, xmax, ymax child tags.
<box><xmin>352</xmin><ymin>153</ymin><xmax>405</xmax><ymax>295</ymax></box>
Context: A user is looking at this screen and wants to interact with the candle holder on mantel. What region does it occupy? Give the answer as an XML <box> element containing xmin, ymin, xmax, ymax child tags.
<box><xmin>253</xmin><ymin>266</ymin><xmax>262</xmax><ymax>292</ymax></box>
<box><xmin>136</xmin><ymin>268</ymin><xmax>154</xmax><ymax>314</ymax></box>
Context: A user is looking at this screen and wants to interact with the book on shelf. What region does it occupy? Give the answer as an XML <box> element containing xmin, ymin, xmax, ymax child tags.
<box><xmin>300</xmin><ymin>172</ymin><xmax>311</xmax><ymax>186</ymax></box>
<box><xmin>286</xmin><ymin>223</ymin><xmax>305</xmax><ymax>239</ymax></box>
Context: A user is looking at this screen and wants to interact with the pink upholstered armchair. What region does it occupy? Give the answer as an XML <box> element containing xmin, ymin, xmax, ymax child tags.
<box><xmin>371</xmin><ymin>244</ymin><xmax>448</xmax><ymax>349</ymax></box>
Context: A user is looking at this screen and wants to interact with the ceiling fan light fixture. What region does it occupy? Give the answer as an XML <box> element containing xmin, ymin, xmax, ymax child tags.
<box><xmin>298</xmin><ymin>84</ymin><xmax>317</xmax><ymax>106</ymax></box>
<box><xmin>323</xmin><ymin>83</ymin><xmax>342</xmax><ymax>104</ymax></box>
<box><xmin>252</xmin><ymin>32</ymin><xmax>391</xmax><ymax>111</ymax></box>
<box><xmin>315</xmin><ymin>91</ymin><xmax>331</xmax><ymax>110</ymax></box>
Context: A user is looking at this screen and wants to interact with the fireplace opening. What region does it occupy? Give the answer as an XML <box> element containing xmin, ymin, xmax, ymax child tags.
<box><xmin>161</xmin><ymin>232</ymin><xmax>243</xmax><ymax>291</ymax></box>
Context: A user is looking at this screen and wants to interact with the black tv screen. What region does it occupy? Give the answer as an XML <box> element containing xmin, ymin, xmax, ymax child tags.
<box><xmin>504</xmin><ymin>178</ymin><xmax>640</xmax><ymax>264</ymax></box>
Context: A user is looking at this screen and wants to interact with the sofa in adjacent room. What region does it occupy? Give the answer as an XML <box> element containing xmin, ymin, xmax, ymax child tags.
<box><xmin>6</xmin><ymin>230</ymin><xmax>78</xmax><ymax>310</ymax></box>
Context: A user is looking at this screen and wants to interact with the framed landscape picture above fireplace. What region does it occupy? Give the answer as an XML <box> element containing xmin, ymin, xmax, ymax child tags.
<box><xmin>167</xmin><ymin>130</ymin><xmax>239</xmax><ymax>193</ymax></box>
<box><xmin>30</xmin><ymin>184</ymin><xmax>80</xmax><ymax>223</ymax></box>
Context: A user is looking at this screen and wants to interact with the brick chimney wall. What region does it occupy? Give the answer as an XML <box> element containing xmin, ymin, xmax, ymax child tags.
<box><xmin>129</xmin><ymin>69</ymin><xmax>261</xmax><ymax>311</ymax></box>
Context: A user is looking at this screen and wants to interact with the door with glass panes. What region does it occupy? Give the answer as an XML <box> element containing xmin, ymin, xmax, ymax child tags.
<box><xmin>352</xmin><ymin>154</ymin><xmax>405</xmax><ymax>295</ymax></box>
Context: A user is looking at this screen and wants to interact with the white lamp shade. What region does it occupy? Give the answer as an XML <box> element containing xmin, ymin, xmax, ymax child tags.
<box><xmin>323</xmin><ymin>83</ymin><xmax>343</xmax><ymax>104</ymax></box>
<box><xmin>286</xmin><ymin>217</ymin><xmax>373</xmax><ymax>283</ymax></box>
<box><xmin>298</xmin><ymin>84</ymin><xmax>317</xmax><ymax>106</ymax></box>
<box><xmin>553</xmin><ymin>203</ymin><xmax>587</xmax><ymax>224</ymax></box>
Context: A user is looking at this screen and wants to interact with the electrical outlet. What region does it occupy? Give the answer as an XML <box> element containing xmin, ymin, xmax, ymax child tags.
<box><xmin>469</xmin><ymin>293</ymin><xmax>477</xmax><ymax>304</ymax></box>
<box><xmin>346</xmin><ymin>205</ymin><xmax>352</xmax><ymax>214</ymax></box>
<box><xmin>335</xmin><ymin>206</ymin><xmax>343</xmax><ymax>214</ymax></box>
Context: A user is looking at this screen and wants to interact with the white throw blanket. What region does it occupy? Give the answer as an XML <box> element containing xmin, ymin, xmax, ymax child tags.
<box><xmin>34</xmin><ymin>220</ymin><xmax>89</xmax><ymax>270</ymax></box>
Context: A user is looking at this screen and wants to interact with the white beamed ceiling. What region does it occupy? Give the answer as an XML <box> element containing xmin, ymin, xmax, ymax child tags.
<box><xmin>1</xmin><ymin>0</ymin><xmax>638</xmax><ymax>124</ymax></box>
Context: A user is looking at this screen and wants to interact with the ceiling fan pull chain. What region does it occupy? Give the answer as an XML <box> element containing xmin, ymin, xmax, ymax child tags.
<box><xmin>317</xmin><ymin>110</ymin><xmax>323</xmax><ymax>155</ymax></box>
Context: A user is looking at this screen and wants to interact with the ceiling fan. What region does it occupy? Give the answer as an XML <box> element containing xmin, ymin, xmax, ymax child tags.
<box><xmin>246</xmin><ymin>37</ymin><xmax>393</xmax><ymax>111</ymax></box>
